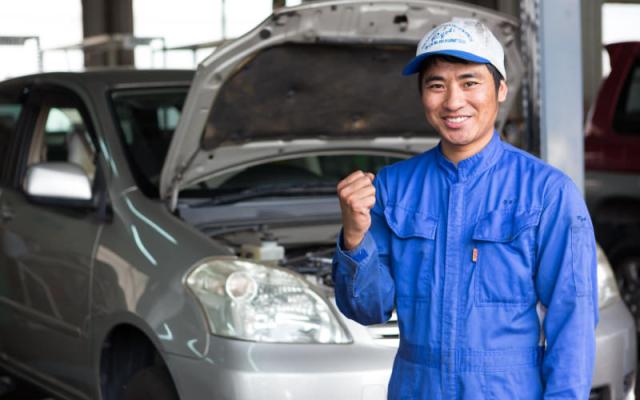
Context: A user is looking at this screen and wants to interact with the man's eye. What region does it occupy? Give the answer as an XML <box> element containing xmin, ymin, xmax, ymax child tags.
<box><xmin>463</xmin><ymin>81</ymin><xmax>479</xmax><ymax>88</ymax></box>
<box><xmin>426</xmin><ymin>83</ymin><xmax>444</xmax><ymax>90</ymax></box>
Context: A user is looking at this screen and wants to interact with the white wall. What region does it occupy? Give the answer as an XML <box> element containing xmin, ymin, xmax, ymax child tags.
<box><xmin>602</xmin><ymin>3</ymin><xmax>640</xmax><ymax>77</ymax></box>
<box><xmin>0</xmin><ymin>0</ymin><xmax>83</xmax><ymax>80</ymax></box>
<box><xmin>0</xmin><ymin>0</ymin><xmax>276</xmax><ymax>80</ymax></box>
<box><xmin>133</xmin><ymin>0</ymin><xmax>273</xmax><ymax>69</ymax></box>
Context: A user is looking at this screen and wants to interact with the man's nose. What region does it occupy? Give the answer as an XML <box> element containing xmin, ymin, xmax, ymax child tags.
<box><xmin>443</xmin><ymin>85</ymin><xmax>465</xmax><ymax>110</ymax></box>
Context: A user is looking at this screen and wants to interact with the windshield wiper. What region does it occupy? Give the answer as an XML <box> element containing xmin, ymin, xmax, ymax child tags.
<box><xmin>190</xmin><ymin>183</ymin><xmax>337</xmax><ymax>208</ymax></box>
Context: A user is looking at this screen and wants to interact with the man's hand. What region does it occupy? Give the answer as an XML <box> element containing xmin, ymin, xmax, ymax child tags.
<box><xmin>337</xmin><ymin>171</ymin><xmax>376</xmax><ymax>250</ymax></box>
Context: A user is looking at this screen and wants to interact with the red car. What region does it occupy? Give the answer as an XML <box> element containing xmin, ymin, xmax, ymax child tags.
<box><xmin>585</xmin><ymin>41</ymin><xmax>640</xmax><ymax>334</ymax></box>
<box><xmin>586</xmin><ymin>41</ymin><xmax>640</xmax><ymax>172</ymax></box>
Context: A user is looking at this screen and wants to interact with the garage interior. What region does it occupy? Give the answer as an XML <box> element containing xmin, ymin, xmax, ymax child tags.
<box><xmin>1</xmin><ymin>0</ymin><xmax>619</xmax><ymax>188</ymax></box>
<box><xmin>0</xmin><ymin>0</ymin><xmax>639</xmax><ymax>399</ymax></box>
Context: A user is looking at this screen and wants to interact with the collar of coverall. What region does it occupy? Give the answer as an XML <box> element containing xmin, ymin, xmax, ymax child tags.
<box><xmin>435</xmin><ymin>130</ymin><xmax>504</xmax><ymax>182</ymax></box>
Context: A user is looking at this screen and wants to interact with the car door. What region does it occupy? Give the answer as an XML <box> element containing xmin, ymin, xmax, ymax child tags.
<box><xmin>0</xmin><ymin>81</ymin><xmax>32</xmax><ymax>362</ymax></box>
<box><xmin>0</xmin><ymin>84</ymin><xmax>103</xmax><ymax>393</ymax></box>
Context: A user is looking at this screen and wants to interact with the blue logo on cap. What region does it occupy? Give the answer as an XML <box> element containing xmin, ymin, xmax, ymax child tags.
<box><xmin>421</xmin><ymin>24</ymin><xmax>473</xmax><ymax>52</ymax></box>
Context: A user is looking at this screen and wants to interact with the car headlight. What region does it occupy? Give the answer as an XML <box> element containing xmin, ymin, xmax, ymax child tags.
<box><xmin>597</xmin><ymin>244</ymin><xmax>621</xmax><ymax>309</ymax></box>
<box><xmin>186</xmin><ymin>257</ymin><xmax>351</xmax><ymax>344</ymax></box>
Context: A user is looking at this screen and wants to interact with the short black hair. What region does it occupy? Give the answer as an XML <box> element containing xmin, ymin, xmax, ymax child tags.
<box><xmin>417</xmin><ymin>54</ymin><xmax>504</xmax><ymax>95</ymax></box>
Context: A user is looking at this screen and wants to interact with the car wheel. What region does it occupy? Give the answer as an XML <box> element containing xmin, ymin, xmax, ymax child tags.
<box><xmin>123</xmin><ymin>365</ymin><xmax>179</xmax><ymax>400</ymax></box>
<box><xmin>616</xmin><ymin>256</ymin><xmax>640</xmax><ymax>331</ymax></box>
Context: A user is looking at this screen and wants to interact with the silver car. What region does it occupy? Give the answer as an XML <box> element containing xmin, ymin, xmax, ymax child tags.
<box><xmin>0</xmin><ymin>1</ymin><xmax>635</xmax><ymax>399</ymax></box>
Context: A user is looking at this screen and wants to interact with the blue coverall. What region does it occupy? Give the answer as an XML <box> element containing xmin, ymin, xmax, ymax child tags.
<box><xmin>333</xmin><ymin>131</ymin><xmax>599</xmax><ymax>399</ymax></box>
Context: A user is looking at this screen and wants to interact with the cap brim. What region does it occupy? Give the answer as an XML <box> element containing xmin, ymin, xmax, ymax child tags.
<box><xmin>401</xmin><ymin>50</ymin><xmax>491</xmax><ymax>76</ymax></box>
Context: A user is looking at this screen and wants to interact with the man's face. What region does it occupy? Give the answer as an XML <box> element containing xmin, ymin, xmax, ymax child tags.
<box><xmin>420</xmin><ymin>60</ymin><xmax>508</xmax><ymax>152</ymax></box>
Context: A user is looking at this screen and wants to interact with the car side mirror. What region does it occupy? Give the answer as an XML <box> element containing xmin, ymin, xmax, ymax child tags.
<box><xmin>24</xmin><ymin>162</ymin><xmax>93</xmax><ymax>207</ymax></box>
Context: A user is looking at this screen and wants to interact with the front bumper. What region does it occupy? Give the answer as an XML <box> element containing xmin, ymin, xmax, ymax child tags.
<box><xmin>164</xmin><ymin>334</ymin><xmax>395</xmax><ymax>400</ymax></box>
<box><xmin>591</xmin><ymin>299</ymin><xmax>637</xmax><ymax>400</ymax></box>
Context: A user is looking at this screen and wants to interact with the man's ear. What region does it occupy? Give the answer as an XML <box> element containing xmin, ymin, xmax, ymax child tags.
<box><xmin>498</xmin><ymin>80</ymin><xmax>508</xmax><ymax>103</ymax></box>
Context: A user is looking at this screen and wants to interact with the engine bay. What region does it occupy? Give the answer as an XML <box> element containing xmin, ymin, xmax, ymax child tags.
<box><xmin>207</xmin><ymin>222</ymin><xmax>341</xmax><ymax>289</ymax></box>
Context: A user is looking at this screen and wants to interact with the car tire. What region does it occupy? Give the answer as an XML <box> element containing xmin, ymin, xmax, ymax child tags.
<box><xmin>123</xmin><ymin>365</ymin><xmax>179</xmax><ymax>400</ymax></box>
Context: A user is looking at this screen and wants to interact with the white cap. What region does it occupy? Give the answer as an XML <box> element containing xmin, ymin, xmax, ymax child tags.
<box><xmin>402</xmin><ymin>18</ymin><xmax>506</xmax><ymax>80</ymax></box>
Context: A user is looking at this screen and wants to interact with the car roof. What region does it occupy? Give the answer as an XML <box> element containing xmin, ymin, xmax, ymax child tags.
<box><xmin>0</xmin><ymin>68</ymin><xmax>195</xmax><ymax>89</ymax></box>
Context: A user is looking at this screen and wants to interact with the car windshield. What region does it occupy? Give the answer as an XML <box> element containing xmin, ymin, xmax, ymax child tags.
<box><xmin>183</xmin><ymin>153</ymin><xmax>403</xmax><ymax>200</ymax></box>
<box><xmin>111</xmin><ymin>88</ymin><xmax>404</xmax><ymax>199</ymax></box>
<box><xmin>112</xmin><ymin>87</ymin><xmax>188</xmax><ymax>197</ymax></box>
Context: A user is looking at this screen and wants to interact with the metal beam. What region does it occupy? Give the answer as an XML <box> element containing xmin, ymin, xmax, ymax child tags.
<box><xmin>538</xmin><ymin>0</ymin><xmax>584</xmax><ymax>192</ymax></box>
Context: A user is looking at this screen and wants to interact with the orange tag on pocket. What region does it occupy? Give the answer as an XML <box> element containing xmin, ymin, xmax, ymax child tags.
<box><xmin>472</xmin><ymin>248</ymin><xmax>478</xmax><ymax>263</ymax></box>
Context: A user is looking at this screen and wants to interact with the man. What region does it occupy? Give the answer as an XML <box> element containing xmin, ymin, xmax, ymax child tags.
<box><xmin>332</xmin><ymin>18</ymin><xmax>598</xmax><ymax>399</ymax></box>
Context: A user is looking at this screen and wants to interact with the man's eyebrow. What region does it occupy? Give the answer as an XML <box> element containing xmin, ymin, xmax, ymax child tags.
<box><xmin>423</xmin><ymin>75</ymin><xmax>444</xmax><ymax>84</ymax></box>
<box><xmin>423</xmin><ymin>72</ymin><xmax>482</xmax><ymax>83</ymax></box>
<box><xmin>457</xmin><ymin>72</ymin><xmax>481</xmax><ymax>80</ymax></box>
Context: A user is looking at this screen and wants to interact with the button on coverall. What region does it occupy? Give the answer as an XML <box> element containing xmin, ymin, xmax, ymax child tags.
<box><xmin>333</xmin><ymin>132</ymin><xmax>599</xmax><ymax>399</ymax></box>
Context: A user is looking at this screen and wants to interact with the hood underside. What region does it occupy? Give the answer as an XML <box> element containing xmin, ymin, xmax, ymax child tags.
<box><xmin>202</xmin><ymin>43</ymin><xmax>432</xmax><ymax>150</ymax></box>
<box><xmin>161</xmin><ymin>0</ymin><xmax>523</xmax><ymax>207</ymax></box>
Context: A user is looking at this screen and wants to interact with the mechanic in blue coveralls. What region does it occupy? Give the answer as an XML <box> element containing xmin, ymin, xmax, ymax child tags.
<box><xmin>333</xmin><ymin>18</ymin><xmax>598</xmax><ymax>400</ymax></box>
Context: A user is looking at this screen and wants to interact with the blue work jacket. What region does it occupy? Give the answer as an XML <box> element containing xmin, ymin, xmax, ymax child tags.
<box><xmin>333</xmin><ymin>131</ymin><xmax>599</xmax><ymax>399</ymax></box>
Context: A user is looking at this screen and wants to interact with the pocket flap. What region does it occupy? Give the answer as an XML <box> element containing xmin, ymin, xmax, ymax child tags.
<box><xmin>472</xmin><ymin>208</ymin><xmax>541</xmax><ymax>242</ymax></box>
<box><xmin>384</xmin><ymin>205</ymin><xmax>437</xmax><ymax>240</ymax></box>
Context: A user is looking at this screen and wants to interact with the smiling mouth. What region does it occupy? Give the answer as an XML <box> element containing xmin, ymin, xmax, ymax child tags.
<box><xmin>443</xmin><ymin>116</ymin><xmax>470</xmax><ymax>123</ymax></box>
<box><xmin>442</xmin><ymin>115</ymin><xmax>471</xmax><ymax>128</ymax></box>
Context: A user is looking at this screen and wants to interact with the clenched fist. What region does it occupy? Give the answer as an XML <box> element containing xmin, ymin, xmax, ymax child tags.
<box><xmin>337</xmin><ymin>170</ymin><xmax>376</xmax><ymax>250</ymax></box>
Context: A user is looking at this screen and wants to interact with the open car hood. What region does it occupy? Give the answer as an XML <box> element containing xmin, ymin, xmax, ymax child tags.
<box><xmin>161</xmin><ymin>0</ymin><xmax>522</xmax><ymax>206</ymax></box>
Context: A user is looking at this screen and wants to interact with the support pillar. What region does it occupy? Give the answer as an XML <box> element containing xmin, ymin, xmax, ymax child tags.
<box><xmin>581</xmin><ymin>0</ymin><xmax>603</xmax><ymax>113</ymax></box>
<box><xmin>538</xmin><ymin>0</ymin><xmax>585</xmax><ymax>192</ymax></box>
<box><xmin>81</xmin><ymin>0</ymin><xmax>134</xmax><ymax>67</ymax></box>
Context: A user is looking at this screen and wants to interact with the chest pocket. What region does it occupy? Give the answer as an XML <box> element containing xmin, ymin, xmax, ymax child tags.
<box><xmin>472</xmin><ymin>208</ymin><xmax>541</xmax><ymax>306</ymax></box>
<box><xmin>385</xmin><ymin>205</ymin><xmax>438</xmax><ymax>298</ymax></box>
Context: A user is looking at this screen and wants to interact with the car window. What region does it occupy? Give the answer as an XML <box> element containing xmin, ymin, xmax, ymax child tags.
<box><xmin>111</xmin><ymin>88</ymin><xmax>188</xmax><ymax>197</ymax></box>
<box><xmin>26</xmin><ymin>96</ymin><xmax>97</xmax><ymax>184</ymax></box>
<box><xmin>0</xmin><ymin>87</ymin><xmax>26</xmax><ymax>185</ymax></box>
<box><xmin>614</xmin><ymin>60</ymin><xmax>640</xmax><ymax>134</ymax></box>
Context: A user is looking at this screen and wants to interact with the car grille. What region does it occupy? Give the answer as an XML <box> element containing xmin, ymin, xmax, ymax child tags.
<box><xmin>367</xmin><ymin>310</ymin><xmax>400</xmax><ymax>347</ymax></box>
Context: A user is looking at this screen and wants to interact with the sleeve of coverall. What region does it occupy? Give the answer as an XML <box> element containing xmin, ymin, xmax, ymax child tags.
<box><xmin>332</xmin><ymin>169</ymin><xmax>395</xmax><ymax>326</ymax></box>
<box><xmin>534</xmin><ymin>178</ymin><xmax>599</xmax><ymax>399</ymax></box>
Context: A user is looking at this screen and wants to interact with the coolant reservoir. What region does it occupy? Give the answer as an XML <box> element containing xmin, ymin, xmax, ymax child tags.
<box><xmin>240</xmin><ymin>240</ymin><xmax>285</xmax><ymax>265</ymax></box>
